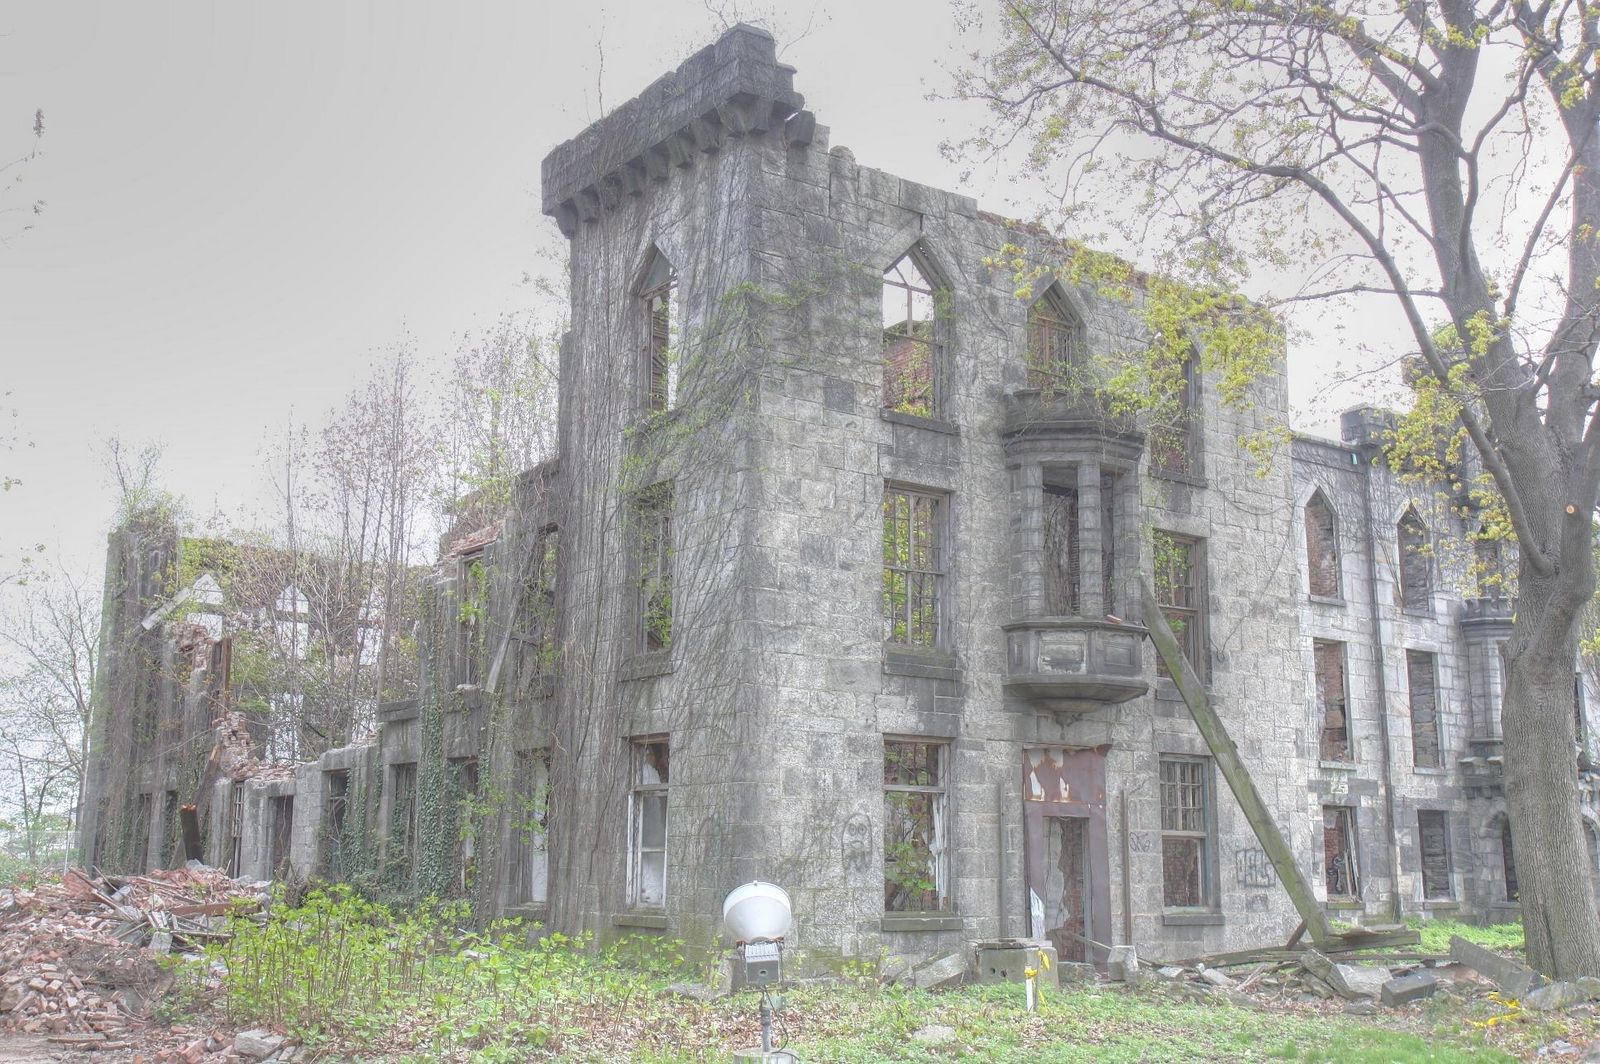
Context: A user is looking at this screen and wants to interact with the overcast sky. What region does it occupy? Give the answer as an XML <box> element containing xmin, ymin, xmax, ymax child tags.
<box><xmin>0</xmin><ymin>0</ymin><xmax>1383</xmax><ymax>594</ymax></box>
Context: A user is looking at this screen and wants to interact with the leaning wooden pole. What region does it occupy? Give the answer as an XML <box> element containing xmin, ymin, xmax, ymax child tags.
<box><xmin>1140</xmin><ymin>577</ymin><xmax>1336</xmax><ymax>948</ymax></box>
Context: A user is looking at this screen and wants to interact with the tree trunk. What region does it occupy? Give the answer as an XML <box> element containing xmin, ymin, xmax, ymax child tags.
<box><xmin>1503</xmin><ymin>574</ymin><xmax>1600</xmax><ymax>978</ymax></box>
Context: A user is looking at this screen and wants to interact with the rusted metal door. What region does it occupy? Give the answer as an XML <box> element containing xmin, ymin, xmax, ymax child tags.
<box><xmin>1022</xmin><ymin>746</ymin><xmax>1112</xmax><ymax>967</ymax></box>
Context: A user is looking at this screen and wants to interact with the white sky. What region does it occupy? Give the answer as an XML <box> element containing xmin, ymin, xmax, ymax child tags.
<box><xmin>0</xmin><ymin>0</ymin><xmax>1389</xmax><ymax>592</ymax></box>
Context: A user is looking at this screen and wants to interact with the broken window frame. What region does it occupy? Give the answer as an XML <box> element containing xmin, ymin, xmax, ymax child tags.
<box><xmin>881</xmin><ymin>247</ymin><xmax>944</xmax><ymax>418</ymax></box>
<box><xmin>882</xmin><ymin>485</ymin><xmax>948</xmax><ymax>650</ymax></box>
<box><xmin>321</xmin><ymin>769</ymin><xmax>350</xmax><ymax>878</ymax></box>
<box><xmin>267</xmin><ymin>795</ymin><xmax>294</xmax><ymax>877</ymax></box>
<box><xmin>459</xmin><ymin>548</ymin><xmax>489</xmax><ymax>687</ymax></box>
<box><xmin>1153</xmin><ymin>531</ymin><xmax>1206</xmax><ymax>681</ymax></box>
<box><xmin>633</xmin><ymin>486</ymin><xmax>674</xmax><ymax>654</ymax></box>
<box><xmin>883</xmin><ymin>738</ymin><xmax>950</xmax><ymax>913</ymax></box>
<box><xmin>1314</xmin><ymin>640</ymin><xmax>1352</xmax><ymax>762</ymax></box>
<box><xmin>1025</xmin><ymin>288</ymin><xmax>1086</xmax><ymax>398</ymax></box>
<box><xmin>1417</xmin><ymin>809</ymin><xmax>1453</xmax><ymax>901</ymax></box>
<box><xmin>1158</xmin><ymin>756</ymin><xmax>1215</xmax><ymax>910</ymax></box>
<box><xmin>641</xmin><ymin>251</ymin><xmax>679</xmax><ymax>414</ymax></box>
<box><xmin>1397</xmin><ymin>508</ymin><xmax>1433</xmax><ymax>615</ymax></box>
<box><xmin>627</xmin><ymin>738</ymin><xmax>670</xmax><ymax>911</ymax></box>
<box><xmin>1304</xmin><ymin>491</ymin><xmax>1342</xmax><ymax>600</ymax></box>
<box><xmin>1322</xmin><ymin>805</ymin><xmax>1360</xmax><ymax>900</ymax></box>
<box><xmin>1406</xmin><ymin>650</ymin><xmax>1442</xmax><ymax>768</ymax></box>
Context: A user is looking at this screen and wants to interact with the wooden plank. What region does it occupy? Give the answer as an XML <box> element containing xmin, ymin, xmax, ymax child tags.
<box><xmin>1285</xmin><ymin>919</ymin><xmax>1308</xmax><ymax>949</ymax></box>
<box><xmin>1140</xmin><ymin>578</ymin><xmax>1337</xmax><ymax>948</ymax></box>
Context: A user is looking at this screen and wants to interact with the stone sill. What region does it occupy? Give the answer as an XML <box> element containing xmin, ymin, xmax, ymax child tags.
<box><xmin>881</xmin><ymin>913</ymin><xmax>963</xmax><ymax>932</ymax></box>
<box><xmin>1150</xmin><ymin>467</ymin><xmax>1206</xmax><ymax>488</ymax></box>
<box><xmin>883</xmin><ymin>646</ymin><xmax>962</xmax><ymax>682</ymax></box>
<box><xmin>1422</xmin><ymin>900</ymin><xmax>1460</xmax><ymax>911</ymax></box>
<box><xmin>1411</xmin><ymin>766</ymin><xmax>1448</xmax><ymax>777</ymax></box>
<box><xmin>1324</xmin><ymin>899</ymin><xmax>1363</xmax><ymax>911</ymax></box>
<box><xmin>619</xmin><ymin>651</ymin><xmax>674</xmax><ymax>682</ymax></box>
<box><xmin>1307</xmin><ymin>594</ymin><xmax>1346</xmax><ymax>608</ymax></box>
<box><xmin>880</xmin><ymin>409</ymin><xmax>960</xmax><ymax>436</ymax></box>
<box><xmin>1317</xmin><ymin>760</ymin><xmax>1359</xmax><ymax>772</ymax></box>
<box><xmin>1401</xmin><ymin>606</ymin><xmax>1436</xmax><ymax>621</ymax></box>
<box><xmin>1162</xmin><ymin>911</ymin><xmax>1224</xmax><ymax>927</ymax></box>
<box><xmin>613</xmin><ymin>912</ymin><xmax>669</xmax><ymax>930</ymax></box>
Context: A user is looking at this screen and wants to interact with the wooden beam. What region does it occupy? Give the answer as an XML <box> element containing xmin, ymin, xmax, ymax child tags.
<box><xmin>1139</xmin><ymin>577</ymin><xmax>1337</xmax><ymax>948</ymax></box>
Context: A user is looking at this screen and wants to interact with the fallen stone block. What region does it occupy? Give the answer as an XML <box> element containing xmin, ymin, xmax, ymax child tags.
<box><xmin>1156</xmin><ymin>965</ymin><xmax>1185</xmax><ymax>980</ymax></box>
<box><xmin>1299</xmin><ymin>949</ymin><xmax>1334</xmax><ymax>981</ymax></box>
<box><xmin>1380</xmin><ymin>971</ymin><xmax>1439</xmax><ymax>1007</ymax></box>
<box><xmin>1199</xmin><ymin>967</ymin><xmax>1237</xmax><ymax>989</ymax></box>
<box><xmin>1450</xmin><ymin>935</ymin><xmax>1543</xmax><ymax>999</ymax></box>
<box><xmin>912</xmin><ymin>951</ymin><xmax>967</xmax><ymax>990</ymax></box>
<box><xmin>1577</xmin><ymin>976</ymin><xmax>1600</xmax><ymax>1000</ymax></box>
<box><xmin>911</xmin><ymin>1024</ymin><xmax>956</xmax><ymax>1046</ymax></box>
<box><xmin>233</xmin><ymin>1029</ymin><xmax>286</xmax><ymax>1061</ymax></box>
<box><xmin>1328</xmin><ymin>964</ymin><xmax>1390</xmax><ymax>1001</ymax></box>
<box><xmin>1107</xmin><ymin>945</ymin><xmax>1138</xmax><ymax>983</ymax></box>
<box><xmin>1526</xmin><ymin>981</ymin><xmax>1587</xmax><ymax>1012</ymax></box>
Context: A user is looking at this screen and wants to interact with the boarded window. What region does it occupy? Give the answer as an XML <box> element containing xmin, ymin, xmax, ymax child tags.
<box><xmin>641</xmin><ymin>251</ymin><xmax>678</xmax><ymax>412</ymax></box>
<box><xmin>1151</xmin><ymin>350</ymin><xmax>1199</xmax><ymax>476</ymax></box>
<box><xmin>1026</xmin><ymin>290</ymin><xmax>1084</xmax><ymax>396</ymax></box>
<box><xmin>510</xmin><ymin>749</ymin><xmax>551</xmax><ymax>907</ymax></box>
<box><xmin>884</xmin><ymin>740</ymin><xmax>949</xmax><ymax>912</ymax></box>
<box><xmin>1323</xmin><ymin>806</ymin><xmax>1359</xmax><ymax>899</ymax></box>
<box><xmin>634</xmin><ymin>487</ymin><xmax>673</xmax><ymax>653</ymax></box>
<box><xmin>882</xmin><ymin>486</ymin><xmax>946</xmax><ymax>648</ymax></box>
<box><xmin>1154</xmin><ymin>532</ymin><xmax>1205</xmax><ymax>680</ymax></box>
<box><xmin>1501</xmin><ymin>819</ymin><xmax>1519</xmax><ymax>902</ymax></box>
<box><xmin>1418</xmin><ymin>810</ymin><xmax>1452</xmax><ymax>900</ymax></box>
<box><xmin>1314</xmin><ymin>640</ymin><xmax>1350</xmax><ymax>761</ymax></box>
<box><xmin>1042</xmin><ymin>486</ymin><xmax>1080</xmax><ymax>615</ymax></box>
<box><xmin>628</xmin><ymin>739</ymin><xmax>670</xmax><ymax>909</ymax></box>
<box><xmin>882</xmin><ymin>249</ymin><xmax>940</xmax><ymax>417</ymax></box>
<box><xmin>1407</xmin><ymin>650</ymin><xmax>1441</xmax><ymax>768</ymax></box>
<box><xmin>1398</xmin><ymin>509</ymin><xmax>1432</xmax><ymax>613</ymax></box>
<box><xmin>1305</xmin><ymin>492</ymin><xmax>1340</xmax><ymax>598</ymax></box>
<box><xmin>1159</xmin><ymin>757</ymin><xmax>1213</xmax><ymax>908</ymax></box>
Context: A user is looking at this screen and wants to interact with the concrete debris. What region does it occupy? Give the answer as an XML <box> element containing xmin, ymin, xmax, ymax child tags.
<box><xmin>233</xmin><ymin>1028</ymin><xmax>287</xmax><ymax>1060</ymax></box>
<box><xmin>1327</xmin><ymin>963</ymin><xmax>1390</xmax><ymax>1001</ymax></box>
<box><xmin>911</xmin><ymin>951</ymin><xmax>967</xmax><ymax>990</ymax></box>
<box><xmin>1199</xmin><ymin>967</ymin><xmax>1237</xmax><ymax>989</ymax></box>
<box><xmin>1380</xmin><ymin>971</ymin><xmax>1439</xmax><ymax>1007</ymax></box>
<box><xmin>1107</xmin><ymin>945</ymin><xmax>1139</xmax><ymax>983</ymax></box>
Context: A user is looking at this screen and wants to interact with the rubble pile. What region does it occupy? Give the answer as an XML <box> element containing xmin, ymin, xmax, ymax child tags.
<box><xmin>0</xmin><ymin>866</ymin><xmax>264</xmax><ymax>1049</ymax></box>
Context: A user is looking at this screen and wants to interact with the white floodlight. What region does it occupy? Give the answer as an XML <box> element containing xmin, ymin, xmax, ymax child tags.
<box><xmin>722</xmin><ymin>882</ymin><xmax>800</xmax><ymax>1062</ymax></box>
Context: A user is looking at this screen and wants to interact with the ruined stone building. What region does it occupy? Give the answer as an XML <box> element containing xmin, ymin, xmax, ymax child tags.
<box><xmin>79</xmin><ymin>25</ymin><xmax>1600</xmax><ymax>970</ymax></box>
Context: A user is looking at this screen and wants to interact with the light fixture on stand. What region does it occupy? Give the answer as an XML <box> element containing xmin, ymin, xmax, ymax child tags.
<box><xmin>723</xmin><ymin>881</ymin><xmax>801</xmax><ymax>1063</ymax></box>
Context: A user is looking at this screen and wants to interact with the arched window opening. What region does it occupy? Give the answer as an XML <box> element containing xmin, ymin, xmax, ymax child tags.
<box><xmin>882</xmin><ymin>249</ymin><xmax>942</xmax><ymax>417</ymax></box>
<box><xmin>1026</xmin><ymin>289</ymin><xmax>1085</xmax><ymax>396</ymax></box>
<box><xmin>1397</xmin><ymin>508</ymin><xmax>1432</xmax><ymax>613</ymax></box>
<box><xmin>1305</xmin><ymin>491</ymin><xmax>1340</xmax><ymax>598</ymax></box>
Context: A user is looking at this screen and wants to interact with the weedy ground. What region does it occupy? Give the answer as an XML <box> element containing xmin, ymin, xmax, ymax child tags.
<box><xmin>162</xmin><ymin>889</ymin><xmax>1584</xmax><ymax>1062</ymax></box>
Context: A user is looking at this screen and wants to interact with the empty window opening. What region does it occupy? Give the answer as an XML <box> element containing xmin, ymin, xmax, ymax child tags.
<box><xmin>641</xmin><ymin>251</ymin><xmax>679</xmax><ymax>413</ymax></box>
<box><xmin>1474</xmin><ymin>532</ymin><xmax>1505</xmax><ymax>598</ymax></box>
<box><xmin>1151</xmin><ymin>348</ymin><xmax>1199</xmax><ymax>477</ymax></box>
<box><xmin>322</xmin><ymin>769</ymin><xmax>350</xmax><ymax>879</ymax></box>
<box><xmin>390</xmin><ymin>761</ymin><xmax>419</xmax><ymax>877</ymax></box>
<box><xmin>1501</xmin><ymin>819</ymin><xmax>1519</xmax><ymax>902</ymax></box>
<box><xmin>1398</xmin><ymin>508</ymin><xmax>1432</xmax><ymax>613</ymax></box>
<box><xmin>1418</xmin><ymin>810</ymin><xmax>1453</xmax><ymax>900</ymax></box>
<box><xmin>882</xmin><ymin>249</ymin><xmax>940</xmax><ymax>417</ymax></box>
<box><xmin>227</xmin><ymin>783</ymin><xmax>244</xmax><ymax>877</ymax></box>
<box><xmin>1154</xmin><ymin>532</ymin><xmax>1206</xmax><ymax>680</ymax></box>
<box><xmin>520</xmin><ymin>525</ymin><xmax>560</xmax><ymax>674</ymax></box>
<box><xmin>1042</xmin><ymin>815</ymin><xmax>1090</xmax><ymax>962</ymax></box>
<box><xmin>628</xmin><ymin>739</ymin><xmax>670</xmax><ymax>909</ymax></box>
<box><xmin>882</xmin><ymin>486</ymin><xmax>947</xmax><ymax>648</ymax></box>
<box><xmin>1323</xmin><ymin>806</ymin><xmax>1359</xmax><ymax>899</ymax></box>
<box><xmin>460</xmin><ymin>549</ymin><xmax>488</xmax><ymax>687</ymax></box>
<box><xmin>634</xmin><ymin>487</ymin><xmax>674</xmax><ymax>653</ymax></box>
<box><xmin>1042</xmin><ymin>486</ymin><xmax>1080</xmax><ymax>616</ymax></box>
<box><xmin>449</xmin><ymin>757</ymin><xmax>480</xmax><ymax>896</ymax></box>
<box><xmin>1407</xmin><ymin>650</ymin><xmax>1441</xmax><ymax>768</ymax></box>
<box><xmin>1159</xmin><ymin>757</ymin><xmax>1214</xmax><ymax>909</ymax></box>
<box><xmin>132</xmin><ymin>792</ymin><xmax>153</xmax><ymax>872</ymax></box>
<box><xmin>1305</xmin><ymin>492</ymin><xmax>1340</xmax><ymax>598</ymax></box>
<box><xmin>883</xmin><ymin>739</ymin><xmax>949</xmax><ymax>913</ymax></box>
<box><xmin>268</xmin><ymin>796</ymin><xmax>294</xmax><ymax>878</ymax></box>
<box><xmin>1026</xmin><ymin>289</ymin><xmax>1084</xmax><ymax>397</ymax></box>
<box><xmin>510</xmin><ymin>749</ymin><xmax>551</xmax><ymax>907</ymax></box>
<box><xmin>159</xmin><ymin>790</ymin><xmax>179</xmax><ymax>869</ymax></box>
<box><xmin>1314</xmin><ymin>640</ymin><xmax>1351</xmax><ymax>761</ymax></box>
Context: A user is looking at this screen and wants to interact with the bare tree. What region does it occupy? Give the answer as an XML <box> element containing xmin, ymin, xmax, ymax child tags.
<box><xmin>962</xmin><ymin>0</ymin><xmax>1600</xmax><ymax>975</ymax></box>
<box><xmin>0</xmin><ymin>563</ymin><xmax>99</xmax><ymax>860</ymax></box>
